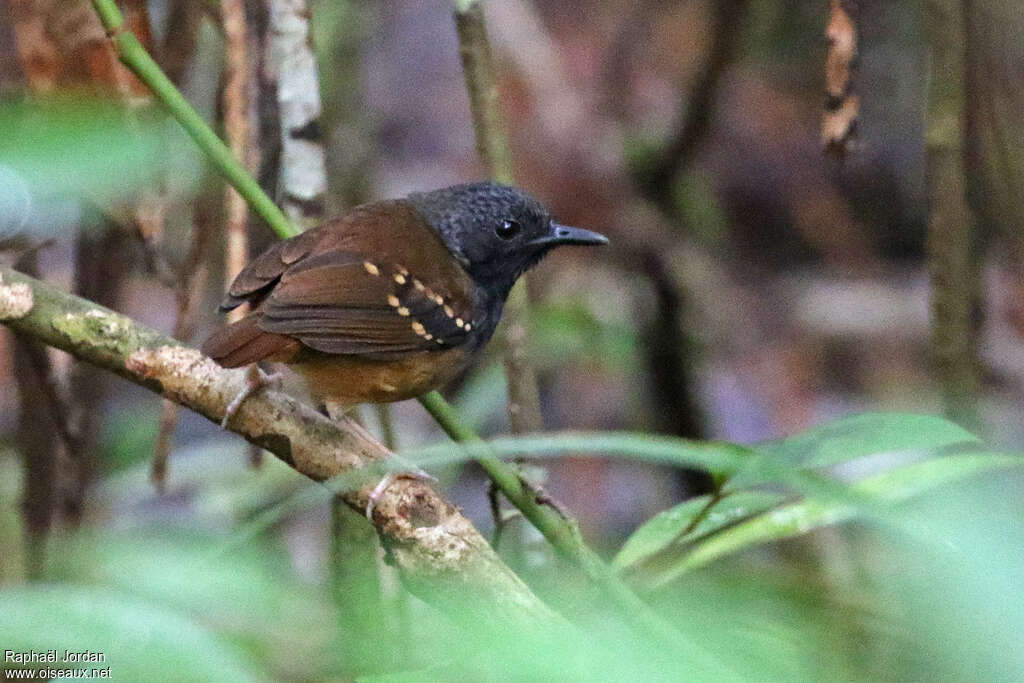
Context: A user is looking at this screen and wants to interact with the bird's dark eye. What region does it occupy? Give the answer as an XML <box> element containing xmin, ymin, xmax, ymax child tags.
<box><xmin>496</xmin><ymin>219</ymin><xmax>521</xmax><ymax>240</ymax></box>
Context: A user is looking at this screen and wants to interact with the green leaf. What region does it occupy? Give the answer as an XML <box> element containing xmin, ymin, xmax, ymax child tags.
<box><xmin>615</xmin><ymin>414</ymin><xmax>989</xmax><ymax>574</ymax></box>
<box><xmin>394</xmin><ymin>432</ymin><xmax>751</xmax><ymax>478</ymax></box>
<box><xmin>613</xmin><ymin>495</ymin><xmax>714</xmax><ymax>570</ymax></box>
<box><xmin>755</xmin><ymin>413</ymin><xmax>981</xmax><ymax>469</ymax></box>
<box><xmin>0</xmin><ymin>586</ymin><xmax>264</xmax><ymax>681</ymax></box>
<box><xmin>613</xmin><ymin>490</ymin><xmax>788</xmax><ymax>570</ymax></box>
<box><xmin>647</xmin><ymin>453</ymin><xmax>1024</xmax><ymax>587</ymax></box>
<box><xmin>384</xmin><ymin>416</ymin><xmax>976</xmax><ymax>499</ymax></box>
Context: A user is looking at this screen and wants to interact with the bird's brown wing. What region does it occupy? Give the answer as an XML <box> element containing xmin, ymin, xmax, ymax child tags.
<box><xmin>203</xmin><ymin>201</ymin><xmax>477</xmax><ymax>366</ymax></box>
<box><xmin>218</xmin><ymin>226</ymin><xmax>323</xmax><ymax>312</ymax></box>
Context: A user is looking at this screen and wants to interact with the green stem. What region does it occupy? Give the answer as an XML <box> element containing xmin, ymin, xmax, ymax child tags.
<box><xmin>91</xmin><ymin>0</ymin><xmax>124</xmax><ymax>29</ymax></box>
<box><xmin>89</xmin><ymin>0</ymin><xmax>298</xmax><ymax>240</ymax></box>
<box><xmin>419</xmin><ymin>391</ymin><xmax>579</xmax><ymax>551</ymax></box>
<box><xmin>417</xmin><ymin>392</ymin><xmax>694</xmax><ymax>649</ymax></box>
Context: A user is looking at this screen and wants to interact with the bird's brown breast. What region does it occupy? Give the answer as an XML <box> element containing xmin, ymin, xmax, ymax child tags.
<box><xmin>291</xmin><ymin>347</ymin><xmax>469</xmax><ymax>405</ymax></box>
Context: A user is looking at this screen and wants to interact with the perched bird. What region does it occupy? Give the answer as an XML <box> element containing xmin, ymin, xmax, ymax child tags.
<box><xmin>202</xmin><ymin>181</ymin><xmax>608</xmax><ymax>416</ymax></box>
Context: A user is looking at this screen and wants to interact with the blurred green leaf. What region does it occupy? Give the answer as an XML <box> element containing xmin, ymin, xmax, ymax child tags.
<box><xmin>0</xmin><ymin>97</ymin><xmax>183</xmax><ymax>238</ymax></box>
<box><xmin>2</xmin><ymin>98</ymin><xmax>163</xmax><ymax>193</ymax></box>
<box><xmin>754</xmin><ymin>413</ymin><xmax>980</xmax><ymax>469</ymax></box>
<box><xmin>615</xmin><ymin>414</ymin><xmax>988</xmax><ymax>576</ymax></box>
<box><xmin>646</xmin><ymin>453</ymin><xmax>1024</xmax><ymax>587</ymax></box>
<box><xmin>530</xmin><ymin>301</ymin><xmax>638</xmax><ymax>370</ymax></box>
<box><xmin>49</xmin><ymin>532</ymin><xmax>340</xmax><ymax>680</ymax></box>
<box><xmin>0</xmin><ymin>585</ymin><xmax>264</xmax><ymax>681</ymax></box>
<box><xmin>613</xmin><ymin>490</ymin><xmax>788</xmax><ymax>570</ymax></box>
<box><xmin>99</xmin><ymin>404</ymin><xmax>161</xmax><ymax>471</ymax></box>
<box><xmin>393</xmin><ymin>415</ymin><xmax>979</xmax><ymax>489</ymax></box>
<box><xmin>396</xmin><ymin>432</ymin><xmax>751</xmax><ymax>476</ymax></box>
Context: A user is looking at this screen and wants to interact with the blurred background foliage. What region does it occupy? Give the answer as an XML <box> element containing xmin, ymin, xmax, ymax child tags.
<box><xmin>1</xmin><ymin>0</ymin><xmax>1023</xmax><ymax>680</ymax></box>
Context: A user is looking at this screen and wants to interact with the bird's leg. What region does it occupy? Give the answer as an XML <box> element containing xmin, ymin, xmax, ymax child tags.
<box><xmin>320</xmin><ymin>400</ymin><xmax>355</xmax><ymax>421</ymax></box>
<box><xmin>365</xmin><ymin>467</ymin><xmax>436</xmax><ymax>521</ymax></box>
<box><xmin>313</xmin><ymin>401</ymin><xmax>435</xmax><ymax>520</ymax></box>
<box><xmin>221</xmin><ymin>364</ymin><xmax>282</xmax><ymax>428</ymax></box>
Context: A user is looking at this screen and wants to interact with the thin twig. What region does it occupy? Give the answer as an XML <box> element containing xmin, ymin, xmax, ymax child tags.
<box><xmin>150</xmin><ymin>192</ymin><xmax>212</xmax><ymax>489</ymax></box>
<box><xmin>487</xmin><ymin>480</ymin><xmax>506</xmax><ymax>546</ymax></box>
<box><xmin>451</xmin><ymin>0</ymin><xmax>538</xmax><ymax>558</ymax></box>
<box><xmin>222</xmin><ymin>0</ymin><xmax>253</xmax><ymax>317</ymax></box>
<box><xmin>639</xmin><ymin>249</ymin><xmax>706</xmax><ymax>440</ymax></box>
<box><xmin>453</xmin><ymin>0</ymin><xmax>543</xmax><ymax>435</ymax></box>
<box><xmin>10</xmin><ymin>251</ymin><xmax>58</xmax><ymax>579</ymax></box>
<box><xmin>66</xmin><ymin>225</ymin><xmax>131</xmax><ymax>526</ymax></box>
<box><xmin>961</xmin><ymin>1</ymin><xmax>1024</xmax><ymax>337</ymax></box>
<box><xmin>13</xmin><ymin>334</ymin><xmax>58</xmax><ymax>579</ymax></box>
<box><xmin>221</xmin><ymin>0</ymin><xmax>264</xmax><ymax>468</ymax></box>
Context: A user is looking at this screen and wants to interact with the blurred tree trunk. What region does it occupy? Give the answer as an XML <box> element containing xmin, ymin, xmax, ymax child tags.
<box><xmin>963</xmin><ymin>0</ymin><xmax>1024</xmax><ymax>249</ymax></box>
<box><xmin>264</xmin><ymin>0</ymin><xmax>328</xmax><ymax>230</ymax></box>
<box><xmin>11</xmin><ymin>251</ymin><xmax>58</xmax><ymax>579</ymax></box>
<box><xmin>962</xmin><ymin>0</ymin><xmax>1024</xmax><ymax>339</ymax></box>
<box><xmin>66</xmin><ymin>223</ymin><xmax>130</xmax><ymax>522</ymax></box>
<box><xmin>925</xmin><ymin>0</ymin><xmax>982</xmax><ymax>429</ymax></box>
<box><xmin>312</xmin><ymin>0</ymin><xmax>377</xmax><ymax>215</ymax></box>
<box><xmin>6</xmin><ymin>0</ymin><xmax>154</xmax><ymax>540</ymax></box>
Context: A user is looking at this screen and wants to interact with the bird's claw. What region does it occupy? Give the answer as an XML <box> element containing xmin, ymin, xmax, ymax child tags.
<box><xmin>221</xmin><ymin>365</ymin><xmax>282</xmax><ymax>428</ymax></box>
<box><xmin>366</xmin><ymin>467</ymin><xmax>436</xmax><ymax>521</ymax></box>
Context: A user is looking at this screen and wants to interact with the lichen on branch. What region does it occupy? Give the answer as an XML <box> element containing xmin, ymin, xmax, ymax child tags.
<box><xmin>0</xmin><ymin>273</ymin><xmax>33</xmax><ymax>320</ymax></box>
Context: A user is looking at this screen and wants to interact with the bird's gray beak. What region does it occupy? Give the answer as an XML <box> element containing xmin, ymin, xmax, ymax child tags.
<box><xmin>531</xmin><ymin>222</ymin><xmax>609</xmax><ymax>248</ymax></box>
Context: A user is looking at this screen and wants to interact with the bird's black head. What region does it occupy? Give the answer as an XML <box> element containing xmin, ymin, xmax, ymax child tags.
<box><xmin>407</xmin><ymin>182</ymin><xmax>608</xmax><ymax>301</ymax></box>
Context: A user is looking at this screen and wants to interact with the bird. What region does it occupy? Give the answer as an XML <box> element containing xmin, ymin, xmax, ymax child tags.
<box><xmin>202</xmin><ymin>181</ymin><xmax>608</xmax><ymax>421</ymax></box>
